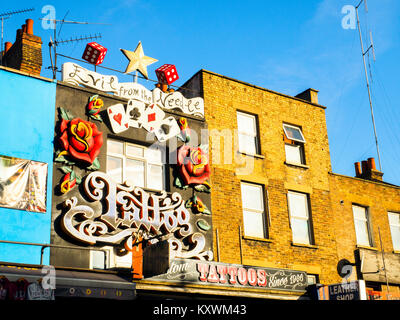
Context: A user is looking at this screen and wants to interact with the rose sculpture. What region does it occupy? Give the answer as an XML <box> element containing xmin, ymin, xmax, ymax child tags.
<box><xmin>56</xmin><ymin>107</ymin><xmax>103</xmax><ymax>194</ymax></box>
<box><xmin>176</xmin><ymin>145</ymin><xmax>211</xmax><ymax>192</ymax></box>
<box><xmin>59</xmin><ymin>118</ymin><xmax>103</xmax><ymax>165</ymax></box>
<box><xmin>87</xmin><ymin>95</ymin><xmax>103</xmax><ymax>121</ymax></box>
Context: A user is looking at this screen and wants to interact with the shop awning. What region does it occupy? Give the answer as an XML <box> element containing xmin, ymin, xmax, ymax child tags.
<box><xmin>0</xmin><ymin>263</ymin><xmax>136</xmax><ymax>300</ymax></box>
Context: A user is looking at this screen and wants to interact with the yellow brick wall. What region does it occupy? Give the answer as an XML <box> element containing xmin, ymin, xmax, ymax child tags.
<box><xmin>199</xmin><ymin>70</ymin><xmax>341</xmax><ymax>285</ymax></box>
<box><xmin>329</xmin><ymin>173</ymin><xmax>400</xmax><ymax>264</ymax></box>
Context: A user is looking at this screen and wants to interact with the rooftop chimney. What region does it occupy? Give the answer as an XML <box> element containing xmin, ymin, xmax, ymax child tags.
<box><xmin>355</xmin><ymin>157</ymin><xmax>383</xmax><ymax>182</ymax></box>
<box><xmin>3</xmin><ymin>19</ymin><xmax>42</xmax><ymax>76</ymax></box>
<box><xmin>295</xmin><ymin>88</ymin><xmax>319</xmax><ymax>104</ymax></box>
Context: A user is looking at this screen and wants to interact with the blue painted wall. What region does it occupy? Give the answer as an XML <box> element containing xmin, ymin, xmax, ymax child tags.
<box><xmin>0</xmin><ymin>69</ymin><xmax>56</xmax><ymax>265</ymax></box>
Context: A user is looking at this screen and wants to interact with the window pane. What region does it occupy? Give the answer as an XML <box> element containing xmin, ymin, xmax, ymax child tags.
<box><xmin>241</xmin><ymin>183</ymin><xmax>263</xmax><ymax>211</ymax></box>
<box><xmin>106</xmin><ymin>156</ymin><xmax>123</xmax><ymax>183</ymax></box>
<box><xmin>285</xmin><ymin>144</ymin><xmax>302</xmax><ymax>164</ymax></box>
<box><xmin>243</xmin><ymin>210</ymin><xmax>265</xmax><ymax>238</ymax></box>
<box><xmin>237</xmin><ymin>113</ymin><xmax>256</xmax><ymax>135</ymax></box>
<box><xmin>126</xmin><ymin>144</ymin><xmax>143</xmax><ymax>158</ymax></box>
<box><xmin>238</xmin><ymin>134</ymin><xmax>257</xmax><ymax>155</ymax></box>
<box><xmin>107</xmin><ymin>140</ymin><xmax>124</xmax><ymax>155</ymax></box>
<box><xmin>353</xmin><ymin>206</ymin><xmax>367</xmax><ymax>221</ymax></box>
<box><xmin>126</xmin><ymin>159</ymin><xmax>145</xmax><ymax>187</ymax></box>
<box><xmin>388</xmin><ymin>212</ymin><xmax>400</xmax><ymax>226</ymax></box>
<box><xmin>283</xmin><ymin>124</ymin><xmax>305</xmax><ymax>143</ymax></box>
<box><xmin>291</xmin><ymin>218</ymin><xmax>310</xmax><ymax>244</ymax></box>
<box><xmin>147</xmin><ymin>164</ymin><xmax>163</xmax><ymax>190</ymax></box>
<box><xmin>288</xmin><ymin>192</ymin><xmax>308</xmax><ymax>218</ymax></box>
<box><xmin>390</xmin><ymin>225</ymin><xmax>400</xmax><ymax>251</ymax></box>
<box><xmin>354</xmin><ymin>219</ymin><xmax>370</xmax><ymax>246</ymax></box>
<box><xmin>145</xmin><ymin>147</ymin><xmax>163</xmax><ymax>164</ymax></box>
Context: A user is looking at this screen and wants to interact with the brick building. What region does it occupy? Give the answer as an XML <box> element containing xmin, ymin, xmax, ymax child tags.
<box><xmin>181</xmin><ymin>69</ymin><xmax>400</xmax><ymax>300</ymax></box>
<box><xmin>1</xmin><ymin>18</ymin><xmax>400</xmax><ymax>301</ymax></box>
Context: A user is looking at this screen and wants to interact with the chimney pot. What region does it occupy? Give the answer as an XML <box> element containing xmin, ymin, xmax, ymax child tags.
<box><xmin>361</xmin><ymin>160</ymin><xmax>369</xmax><ymax>176</ymax></box>
<box><xmin>26</xmin><ymin>19</ymin><xmax>33</xmax><ymax>35</ymax></box>
<box><xmin>22</xmin><ymin>24</ymin><xmax>26</xmax><ymax>33</ymax></box>
<box><xmin>4</xmin><ymin>42</ymin><xmax>12</xmax><ymax>54</ymax></box>
<box><xmin>354</xmin><ymin>162</ymin><xmax>362</xmax><ymax>177</ymax></box>
<box><xmin>368</xmin><ymin>157</ymin><xmax>376</xmax><ymax>170</ymax></box>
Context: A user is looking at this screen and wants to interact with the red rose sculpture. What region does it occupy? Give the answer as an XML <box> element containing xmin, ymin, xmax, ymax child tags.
<box><xmin>59</xmin><ymin>118</ymin><xmax>103</xmax><ymax>165</ymax></box>
<box><xmin>177</xmin><ymin>145</ymin><xmax>210</xmax><ymax>185</ymax></box>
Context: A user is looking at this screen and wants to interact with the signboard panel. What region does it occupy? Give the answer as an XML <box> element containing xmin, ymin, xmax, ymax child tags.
<box><xmin>317</xmin><ymin>280</ymin><xmax>367</xmax><ymax>300</ymax></box>
<box><xmin>147</xmin><ymin>259</ymin><xmax>308</xmax><ymax>292</ymax></box>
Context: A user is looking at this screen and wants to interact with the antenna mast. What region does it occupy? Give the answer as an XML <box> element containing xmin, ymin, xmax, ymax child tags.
<box><xmin>40</xmin><ymin>15</ymin><xmax>110</xmax><ymax>79</ymax></box>
<box><xmin>355</xmin><ymin>0</ymin><xmax>382</xmax><ymax>171</ymax></box>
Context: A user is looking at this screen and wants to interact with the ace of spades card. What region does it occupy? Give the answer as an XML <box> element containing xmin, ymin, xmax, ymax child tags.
<box><xmin>154</xmin><ymin>116</ymin><xmax>181</xmax><ymax>142</ymax></box>
<box><xmin>107</xmin><ymin>103</ymin><xmax>130</xmax><ymax>134</ymax></box>
<box><xmin>141</xmin><ymin>103</ymin><xmax>165</xmax><ymax>133</ymax></box>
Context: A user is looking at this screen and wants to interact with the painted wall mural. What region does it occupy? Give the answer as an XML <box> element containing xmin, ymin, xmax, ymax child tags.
<box><xmin>61</xmin><ymin>171</ymin><xmax>213</xmax><ymax>260</ymax></box>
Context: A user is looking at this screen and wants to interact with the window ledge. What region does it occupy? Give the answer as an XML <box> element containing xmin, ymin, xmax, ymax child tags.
<box><xmin>291</xmin><ymin>242</ymin><xmax>318</xmax><ymax>249</ymax></box>
<box><xmin>284</xmin><ymin>161</ymin><xmax>309</xmax><ymax>169</ymax></box>
<box><xmin>356</xmin><ymin>245</ymin><xmax>378</xmax><ymax>251</ymax></box>
<box><xmin>242</xmin><ymin>236</ymin><xmax>273</xmax><ymax>243</ymax></box>
<box><xmin>393</xmin><ymin>250</ymin><xmax>400</xmax><ymax>254</ymax></box>
<box><xmin>238</xmin><ymin>151</ymin><xmax>265</xmax><ymax>159</ymax></box>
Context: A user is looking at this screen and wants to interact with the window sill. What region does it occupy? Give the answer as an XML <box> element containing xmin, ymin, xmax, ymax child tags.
<box><xmin>291</xmin><ymin>242</ymin><xmax>318</xmax><ymax>249</ymax></box>
<box><xmin>284</xmin><ymin>161</ymin><xmax>309</xmax><ymax>169</ymax></box>
<box><xmin>242</xmin><ymin>236</ymin><xmax>273</xmax><ymax>243</ymax></box>
<box><xmin>238</xmin><ymin>151</ymin><xmax>265</xmax><ymax>159</ymax></box>
<box><xmin>356</xmin><ymin>245</ymin><xmax>378</xmax><ymax>251</ymax></box>
<box><xmin>393</xmin><ymin>250</ymin><xmax>400</xmax><ymax>254</ymax></box>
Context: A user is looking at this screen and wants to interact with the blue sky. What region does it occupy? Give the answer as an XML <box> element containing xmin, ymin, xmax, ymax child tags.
<box><xmin>3</xmin><ymin>0</ymin><xmax>400</xmax><ymax>184</ymax></box>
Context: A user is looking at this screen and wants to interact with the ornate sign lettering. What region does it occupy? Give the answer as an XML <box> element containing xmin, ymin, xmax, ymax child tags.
<box><xmin>62</xmin><ymin>63</ymin><xmax>204</xmax><ymax>118</ymax></box>
<box><xmin>152</xmin><ymin>88</ymin><xmax>204</xmax><ymax>117</ymax></box>
<box><xmin>147</xmin><ymin>259</ymin><xmax>309</xmax><ymax>292</ymax></box>
<box><xmin>61</xmin><ymin>171</ymin><xmax>212</xmax><ymax>260</ymax></box>
<box><xmin>62</xmin><ymin>62</ymin><xmax>152</xmax><ymax>104</ymax></box>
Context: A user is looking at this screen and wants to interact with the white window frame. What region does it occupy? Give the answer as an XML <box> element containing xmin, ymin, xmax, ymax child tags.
<box><xmin>283</xmin><ymin>123</ymin><xmax>306</xmax><ymax>165</ymax></box>
<box><xmin>352</xmin><ymin>205</ymin><xmax>372</xmax><ymax>247</ymax></box>
<box><xmin>283</xmin><ymin>123</ymin><xmax>306</xmax><ymax>143</ymax></box>
<box><xmin>240</xmin><ymin>182</ymin><xmax>266</xmax><ymax>239</ymax></box>
<box><xmin>237</xmin><ymin>111</ymin><xmax>259</xmax><ymax>155</ymax></box>
<box><xmin>287</xmin><ymin>191</ymin><xmax>312</xmax><ymax>245</ymax></box>
<box><xmin>388</xmin><ymin>211</ymin><xmax>400</xmax><ymax>251</ymax></box>
<box><xmin>107</xmin><ymin>139</ymin><xmax>165</xmax><ymax>191</ymax></box>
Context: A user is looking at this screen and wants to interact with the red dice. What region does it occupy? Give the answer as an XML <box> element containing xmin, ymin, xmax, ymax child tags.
<box><xmin>82</xmin><ymin>42</ymin><xmax>107</xmax><ymax>65</ymax></box>
<box><xmin>155</xmin><ymin>64</ymin><xmax>179</xmax><ymax>85</ymax></box>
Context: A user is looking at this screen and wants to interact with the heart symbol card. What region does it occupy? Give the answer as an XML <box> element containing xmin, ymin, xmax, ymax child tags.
<box><xmin>107</xmin><ymin>103</ymin><xmax>130</xmax><ymax>134</ymax></box>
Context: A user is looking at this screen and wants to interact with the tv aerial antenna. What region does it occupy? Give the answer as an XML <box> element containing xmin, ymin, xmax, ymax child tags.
<box><xmin>40</xmin><ymin>11</ymin><xmax>110</xmax><ymax>79</ymax></box>
<box><xmin>355</xmin><ymin>0</ymin><xmax>382</xmax><ymax>171</ymax></box>
<box><xmin>0</xmin><ymin>7</ymin><xmax>35</xmax><ymax>65</ymax></box>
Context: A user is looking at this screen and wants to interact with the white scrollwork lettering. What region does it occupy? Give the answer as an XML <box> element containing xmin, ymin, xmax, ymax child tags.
<box><xmin>61</xmin><ymin>171</ymin><xmax>211</xmax><ymax>260</ymax></box>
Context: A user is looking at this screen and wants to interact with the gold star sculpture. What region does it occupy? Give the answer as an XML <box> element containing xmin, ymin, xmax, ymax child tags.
<box><xmin>120</xmin><ymin>41</ymin><xmax>158</xmax><ymax>79</ymax></box>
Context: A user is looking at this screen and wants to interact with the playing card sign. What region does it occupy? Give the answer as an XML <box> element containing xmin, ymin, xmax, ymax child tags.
<box><xmin>107</xmin><ymin>100</ymin><xmax>181</xmax><ymax>142</ymax></box>
<box><xmin>141</xmin><ymin>104</ymin><xmax>165</xmax><ymax>133</ymax></box>
<box><xmin>155</xmin><ymin>116</ymin><xmax>181</xmax><ymax>142</ymax></box>
<box><xmin>107</xmin><ymin>104</ymin><xmax>130</xmax><ymax>134</ymax></box>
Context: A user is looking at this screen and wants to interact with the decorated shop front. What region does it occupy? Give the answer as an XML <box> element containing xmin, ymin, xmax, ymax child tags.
<box><xmin>50</xmin><ymin>40</ymin><xmax>213</xmax><ymax>286</ymax></box>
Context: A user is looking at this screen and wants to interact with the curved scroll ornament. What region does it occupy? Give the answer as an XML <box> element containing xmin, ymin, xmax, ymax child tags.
<box><xmin>61</xmin><ymin>171</ymin><xmax>212</xmax><ymax>260</ymax></box>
